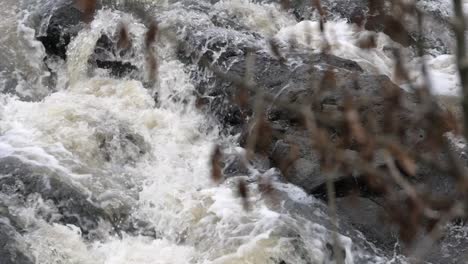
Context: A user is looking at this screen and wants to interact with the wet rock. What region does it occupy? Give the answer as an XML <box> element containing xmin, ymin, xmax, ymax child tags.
<box><xmin>336</xmin><ymin>196</ymin><xmax>398</xmax><ymax>252</ymax></box>
<box><xmin>420</xmin><ymin>222</ymin><xmax>468</xmax><ymax>264</ymax></box>
<box><xmin>177</xmin><ymin>26</ymin><xmax>262</xmax><ymax>65</ymax></box>
<box><xmin>195</xmin><ymin>51</ymin><xmax>364</xmax><ymax>132</ymax></box>
<box><xmin>0</xmin><ymin>156</ymin><xmax>107</xmax><ymax>236</ymax></box>
<box><xmin>222</xmin><ymin>152</ymin><xmax>271</xmax><ymax>177</ymax></box>
<box><xmin>0</xmin><ymin>220</ymin><xmax>34</xmax><ymax>264</ymax></box>
<box><xmin>0</xmin><ymin>204</ymin><xmax>34</xmax><ymax>264</ymax></box>
<box><xmin>96</xmin><ymin>125</ymin><xmax>149</xmax><ymax>165</ymax></box>
<box><xmin>271</xmin><ymin>138</ymin><xmax>387</xmax><ymax>199</ymax></box>
<box><xmin>200</xmin><ymin>50</ymin><xmax>415</xmax><ymax>136</ymax></box>
<box><xmin>36</xmin><ymin>0</ymin><xmax>138</xmax><ymax>77</ymax></box>
<box><xmin>223</xmin><ymin>154</ymin><xmax>250</xmax><ymax>177</ymax></box>
<box><xmin>36</xmin><ymin>0</ymin><xmax>84</xmax><ymax>60</ymax></box>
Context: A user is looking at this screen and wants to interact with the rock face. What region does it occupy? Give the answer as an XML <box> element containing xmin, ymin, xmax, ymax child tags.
<box><xmin>184</xmin><ymin>23</ymin><xmax>462</xmax><ymax>259</ymax></box>
<box><xmin>0</xmin><ymin>156</ymin><xmax>110</xmax><ymax>263</ymax></box>
<box><xmin>0</xmin><ymin>155</ymin><xmax>157</xmax><ymax>251</ymax></box>
<box><xmin>0</xmin><ymin>157</ymin><xmax>108</xmax><ymax>235</ymax></box>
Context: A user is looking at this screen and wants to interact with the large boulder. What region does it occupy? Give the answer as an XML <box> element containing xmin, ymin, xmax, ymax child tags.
<box><xmin>189</xmin><ymin>35</ymin><xmax>465</xmax><ymax>257</ymax></box>
<box><xmin>196</xmin><ymin>49</ymin><xmax>418</xmax><ymax>139</ymax></box>
<box><xmin>0</xmin><ymin>156</ymin><xmax>158</xmax><ymax>241</ymax></box>
<box><xmin>0</xmin><ymin>156</ymin><xmax>108</xmax><ymax>236</ymax></box>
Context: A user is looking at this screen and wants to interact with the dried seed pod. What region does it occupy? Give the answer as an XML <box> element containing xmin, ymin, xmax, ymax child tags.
<box><xmin>238</xmin><ymin>178</ymin><xmax>250</xmax><ymax>211</ymax></box>
<box><xmin>255</xmin><ymin>115</ymin><xmax>273</xmax><ymax>154</ymax></box>
<box><xmin>116</xmin><ymin>23</ymin><xmax>131</xmax><ymax>50</ymax></box>
<box><xmin>382</xmin><ymin>17</ymin><xmax>413</xmax><ymax>47</ymax></box>
<box><xmin>145</xmin><ymin>21</ymin><xmax>159</xmax><ymax>47</ymax></box>
<box><xmin>234</xmin><ymin>83</ymin><xmax>249</xmax><ymax>110</ymax></box>
<box><xmin>268</xmin><ymin>38</ymin><xmax>286</xmax><ymax>63</ymax></box>
<box><xmin>146</xmin><ymin>52</ymin><xmax>159</xmax><ymax>85</ymax></box>
<box><xmin>195</xmin><ymin>95</ymin><xmax>210</xmax><ymax>109</ymax></box>
<box><xmin>312</xmin><ymin>0</ymin><xmax>325</xmax><ymax>17</ymax></box>
<box><xmin>280</xmin><ymin>0</ymin><xmax>291</xmax><ymax>10</ymax></box>
<box><xmin>144</xmin><ymin>21</ymin><xmax>159</xmax><ymax>86</ymax></box>
<box><xmin>368</xmin><ymin>0</ymin><xmax>384</xmax><ymax>15</ymax></box>
<box><xmin>356</xmin><ymin>33</ymin><xmax>377</xmax><ymax>49</ymax></box>
<box><xmin>344</xmin><ymin>96</ymin><xmax>367</xmax><ymax>145</ymax></box>
<box><xmin>387</xmin><ymin>144</ymin><xmax>417</xmax><ymax>177</ymax></box>
<box><xmin>320</xmin><ymin>69</ymin><xmax>337</xmax><ymax>91</ymax></box>
<box><xmin>319</xmin><ymin>18</ymin><xmax>325</xmax><ymax>33</ymax></box>
<box><xmin>210</xmin><ymin>145</ymin><xmax>223</xmax><ymax>183</ymax></box>
<box><xmin>258</xmin><ymin>175</ymin><xmax>274</xmax><ymax>195</ymax></box>
<box><xmin>382</xmin><ymin>81</ymin><xmax>402</xmax><ymax>135</ymax></box>
<box><xmin>278</xmin><ymin>143</ymin><xmax>300</xmax><ymax>178</ymax></box>
<box><xmin>77</xmin><ymin>0</ymin><xmax>96</xmax><ymax>23</ymax></box>
<box><xmin>441</xmin><ymin>109</ymin><xmax>461</xmax><ymax>135</ymax></box>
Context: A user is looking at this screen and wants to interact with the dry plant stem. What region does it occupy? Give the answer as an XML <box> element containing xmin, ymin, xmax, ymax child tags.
<box><xmin>383</xmin><ymin>151</ymin><xmax>421</xmax><ymax>208</ymax></box>
<box><xmin>384</xmin><ymin>148</ymin><xmax>464</xmax><ymax>263</ymax></box>
<box><xmin>245</xmin><ymin>91</ymin><xmax>265</xmax><ymax>161</ymax></box>
<box><xmin>452</xmin><ymin>0</ymin><xmax>468</xmax><ymax>139</ymax></box>
<box><xmin>243</xmin><ymin>51</ymin><xmax>262</xmax><ymax>161</ymax></box>
<box><xmin>302</xmin><ymin>107</ymin><xmax>344</xmax><ymax>264</ymax></box>
<box><xmin>408</xmin><ymin>202</ymin><xmax>464</xmax><ymax>263</ymax></box>
<box><xmin>241</xmin><ymin>52</ymin><xmax>256</xmax><ymax>168</ymax></box>
<box><xmin>325</xmin><ymin>170</ymin><xmax>344</xmax><ymax>264</ymax></box>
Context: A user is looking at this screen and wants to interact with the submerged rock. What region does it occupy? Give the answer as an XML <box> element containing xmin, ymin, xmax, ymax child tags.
<box><xmin>95</xmin><ymin>124</ymin><xmax>150</xmax><ymax>165</ymax></box>
<box><xmin>0</xmin><ymin>205</ymin><xmax>34</xmax><ymax>264</ymax></box>
<box><xmin>0</xmin><ymin>157</ymin><xmax>107</xmax><ymax>235</ymax></box>
<box><xmin>0</xmin><ymin>222</ymin><xmax>34</xmax><ymax>264</ymax></box>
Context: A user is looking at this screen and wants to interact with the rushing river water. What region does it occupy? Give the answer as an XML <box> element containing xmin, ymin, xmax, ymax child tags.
<box><xmin>0</xmin><ymin>0</ymin><xmax>466</xmax><ymax>263</ymax></box>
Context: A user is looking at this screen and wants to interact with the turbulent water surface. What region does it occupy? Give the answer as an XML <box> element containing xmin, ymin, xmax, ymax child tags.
<box><xmin>0</xmin><ymin>0</ymin><xmax>466</xmax><ymax>263</ymax></box>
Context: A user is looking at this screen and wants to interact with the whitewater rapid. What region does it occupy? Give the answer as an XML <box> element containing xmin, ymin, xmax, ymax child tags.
<box><xmin>0</xmin><ymin>0</ymin><xmax>465</xmax><ymax>263</ymax></box>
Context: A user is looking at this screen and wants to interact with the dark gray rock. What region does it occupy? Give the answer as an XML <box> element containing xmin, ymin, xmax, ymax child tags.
<box><xmin>420</xmin><ymin>222</ymin><xmax>468</xmax><ymax>264</ymax></box>
<box><xmin>177</xmin><ymin>26</ymin><xmax>263</xmax><ymax>66</ymax></box>
<box><xmin>222</xmin><ymin>152</ymin><xmax>271</xmax><ymax>177</ymax></box>
<box><xmin>271</xmin><ymin>137</ymin><xmax>388</xmax><ymax>199</ymax></box>
<box><xmin>0</xmin><ymin>204</ymin><xmax>34</xmax><ymax>264</ymax></box>
<box><xmin>36</xmin><ymin>0</ymin><xmax>85</xmax><ymax>60</ymax></box>
<box><xmin>336</xmin><ymin>196</ymin><xmax>398</xmax><ymax>252</ymax></box>
<box><xmin>195</xmin><ymin>51</ymin><xmax>367</xmax><ymax>131</ymax></box>
<box><xmin>0</xmin><ymin>220</ymin><xmax>34</xmax><ymax>264</ymax></box>
<box><xmin>199</xmin><ymin>49</ymin><xmax>417</xmax><ymax>138</ymax></box>
<box><xmin>0</xmin><ymin>156</ymin><xmax>107</xmax><ymax>236</ymax></box>
<box><xmin>35</xmin><ymin>0</ymin><xmax>138</xmax><ymax>77</ymax></box>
